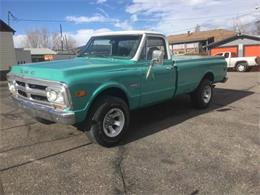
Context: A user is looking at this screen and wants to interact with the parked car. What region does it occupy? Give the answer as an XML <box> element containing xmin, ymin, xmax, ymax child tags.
<box><xmin>7</xmin><ymin>31</ymin><xmax>228</xmax><ymax>147</ymax></box>
<box><xmin>214</xmin><ymin>52</ymin><xmax>260</xmax><ymax>72</ymax></box>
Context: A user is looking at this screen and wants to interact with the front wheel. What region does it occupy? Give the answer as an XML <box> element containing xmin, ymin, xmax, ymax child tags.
<box><xmin>190</xmin><ymin>79</ymin><xmax>213</xmax><ymax>109</ymax></box>
<box><xmin>81</xmin><ymin>96</ymin><xmax>130</xmax><ymax>147</ymax></box>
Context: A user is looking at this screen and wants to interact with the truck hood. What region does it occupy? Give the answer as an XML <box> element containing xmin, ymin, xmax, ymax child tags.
<box><xmin>10</xmin><ymin>57</ymin><xmax>134</xmax><ymax>83</ymax></box>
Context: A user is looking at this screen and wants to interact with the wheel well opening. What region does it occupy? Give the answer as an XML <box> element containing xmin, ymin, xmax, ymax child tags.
<box><xmin>235</xmin><ymin>61</ymin><xmax>248</xmax><ymax>66</ymax></box>
<box><xmin>203</xmin><ymin>72</ymin><xmax>214</xmax><ymax>82</ymax></box>
<box><xmin>95</xmin><ymin>87</ymin><xmax>129</xmax><ymax>106</ymax></box>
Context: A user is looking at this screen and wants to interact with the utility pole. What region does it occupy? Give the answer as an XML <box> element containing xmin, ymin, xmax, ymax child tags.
<box><xmin>252</xmin><ymin>6</ymin><xmax>260</xmax><ymax>35</ymax></box>
<box><xmin>256</xmin><ymin>20</ymin><xmax>260</xmax><ymax>35</ymax></box>
<box><xmin>60</xmin><ymin>24</ymin><xmax>64</xmax><ymax>51</ymax></box>
<box><xmin>7</xmin><ymin>11</ymin><xmax>17</xmax><ymax>25</ymax></box>
<box><xmin>8</xmin><ymin>11</ymin><xmax>10</xmax><ymax>25</ymax></box>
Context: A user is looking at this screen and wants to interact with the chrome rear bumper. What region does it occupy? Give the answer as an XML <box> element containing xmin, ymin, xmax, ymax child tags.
<box><xmin>11</xmin><ymin>96</ymin><xmax>76</xmax><ymax>125</ymax></box>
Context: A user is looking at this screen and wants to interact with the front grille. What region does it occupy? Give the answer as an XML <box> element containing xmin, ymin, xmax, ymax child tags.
<box><xmin>18</xmin><ymin>90</ymin><xmax>27</xmax><ymax>97</ymax></box>
<box><xmin>31</xmin><ymin>94</ymin><xmax>48</xmax><ymax>101</ymax></box>
<box><xmin>16</xmin><ymin>80</ymin><xmax>25</xmax><ymax>87</ymax></box>
<box><xmin>28</xmin><ymin>83</ymin><xmax>47</xmax><ymax>90</ymax></box>
<box><xmin>8</xmin><ymin>74</ymin><xmax>71</xmax><ymax>109</ymax></box>
<box><xmin>14</xmin><ymin>78</ymin><xmax>50</xmax><ymax>105</ymax></box>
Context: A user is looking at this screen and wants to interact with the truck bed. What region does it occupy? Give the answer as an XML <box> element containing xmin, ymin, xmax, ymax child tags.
<box><xmin>172</xmin><ymin>55</ymin><xmax>227</xmax><ymax>96</ymax></box>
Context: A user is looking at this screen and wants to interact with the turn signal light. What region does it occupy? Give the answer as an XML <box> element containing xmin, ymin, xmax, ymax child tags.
<box><xmin>75</xmin><ymin>90</ymin><xmax>86</xmax><ymax>97</ymax></box>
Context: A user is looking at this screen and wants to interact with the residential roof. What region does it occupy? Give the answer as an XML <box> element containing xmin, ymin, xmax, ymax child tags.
<box><xmin>24</xmin><ymin>48</ymin><xmax>57</xmax><ymax>55</ymax></box>
<box><xmin>94</xmin><ymin>30</ymin><xmax>164</xmax><ymax>37</ymax></box>
<box><xmin>0</xmin><ymin>19</ymin><xmax>15</xmax><ymax>33</ymax></box>
<box><xmin>207</xmin><ymin>33</ymin><xmax>260</xmax><ymax>48</ymax></box>
<box><xmin>167</xmin><ymin>29</ymin><xmax>236</xmax><ymax>44</ymax></box>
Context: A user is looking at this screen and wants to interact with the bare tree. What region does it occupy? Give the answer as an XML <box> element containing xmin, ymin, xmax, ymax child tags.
<box><xmin>40</xmin><ymin>28</ymin><xmax>50</xmax><ymax>48</ymax></box>
<box><xmin>25</xmin><ymin>28</ymin><xmax>51</xmax><ymax>48</ymax></box>
<box><xmin>52</xmin><ymin>33</ymin><xmax>76</xmax><ymax>51</ymax></box>
<box><xmin>64</xmin><ymin>35</ymin><xmax>76</xmax><ymax>50</ymax></box>
<box><xmin>23</xmin><ymin>28</ymin><xmax>77</xmax><ymax>50</ymax></box>
<box><xmin>52</xmin><ymin>32</ymin><xmax>62</xmax><ymax>50</ymax></box>
<box><xmin>25</xmin><ymin>30</ymin><xmax>40</xmax><ymax>48</ymax></box>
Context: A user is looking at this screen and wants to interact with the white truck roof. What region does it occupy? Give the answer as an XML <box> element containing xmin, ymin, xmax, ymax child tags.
<box><xmin>94</xmin><ymin>30</ymin><xmax>165</xmax><ymax>37</ymax></box>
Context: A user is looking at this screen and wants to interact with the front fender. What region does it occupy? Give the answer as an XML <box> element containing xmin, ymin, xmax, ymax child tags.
<box><xmin>74</xmin><ymin>81</ymin><xmax>130</xmax><ymax>123</ymax></box>
<box><xmin>90</xmin><ymin>81</ymin><xmax>130</xmax><ymax>105</ymax></box>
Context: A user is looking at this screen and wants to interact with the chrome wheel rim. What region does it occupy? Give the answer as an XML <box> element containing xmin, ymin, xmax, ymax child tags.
<box><xmin>103</xmin><ymin>108</ymin><xmax>125</xmax><ymax>137</ymax></box>
<box><xmin>238</xmin><ymin>65</ymin><xmax>245</xmax><ymax>72</ymax></box>
<box><xmin>202</xmin><ymin>85</ymin><xmax>212</xmax><ymax>104</ymax></box>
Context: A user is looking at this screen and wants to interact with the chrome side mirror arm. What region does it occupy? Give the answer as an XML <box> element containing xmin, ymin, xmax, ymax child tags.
<box><xmin>146</xmin><ymin>59</ymin><xmax>156</xmax><ymax>79</ymax></box>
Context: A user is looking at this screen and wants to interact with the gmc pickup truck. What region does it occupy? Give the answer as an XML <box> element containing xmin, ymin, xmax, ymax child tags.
<box><xmin>7</xmin><ymin>31</ymin><xmax>227</xmax><ymax>147</ymax></box>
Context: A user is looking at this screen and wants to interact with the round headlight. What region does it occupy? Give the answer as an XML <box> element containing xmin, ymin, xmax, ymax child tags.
<box><xmin>46</xmin><ymin>90</ymin><xmax>58</xmax><ymax>102</ymax></box>
<box><xmin>55</xmin><ymin>93</ymin><xmax>65</xmax><ymax>104</ymax></box>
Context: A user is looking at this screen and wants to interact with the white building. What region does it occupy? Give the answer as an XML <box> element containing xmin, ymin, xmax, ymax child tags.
<box><xmin>0</xmin><ymin>20</ymin><xmax>16</xmax><ymax>80</ymax></box>
<box><xmin>15</xmin><ymin>48</ymin><xmax>32</xmax><ymax>64</ymax></box>
<box><xmin>24</xmin><ymin>48</ymin><xmax>57</xmax><ymax>62</ymax></box>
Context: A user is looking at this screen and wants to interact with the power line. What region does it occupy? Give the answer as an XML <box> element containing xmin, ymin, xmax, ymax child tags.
<box><xmin>7</xmin><ymin>11</ymin><xmax>18</xmax><ymax>25</ymax></box>
<box><xmin>7</xmin><ymin>8</ymin><xmax>258</xmax><ymax>36</ymax></box>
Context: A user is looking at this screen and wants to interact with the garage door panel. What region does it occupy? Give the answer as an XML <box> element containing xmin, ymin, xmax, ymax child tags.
<box><xmin>244</xmin><ymin>45</ymin><xmax>260</xmax><ymax>57</ymax></box>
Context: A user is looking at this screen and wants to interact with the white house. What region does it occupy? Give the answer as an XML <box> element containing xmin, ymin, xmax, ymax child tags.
<box><xmin>24</xmin><ymin>48</ymin><xmax>57</xmax><ymax>62</ymax></box>
<box><xmin>15</xmin><ymin>48</ymin><xmax>32</xmax><ymax>64</ymax></box>
<box><xmin>0</xmin><ymin>20</ymin><xmax>16</xmax><ymax>80</ymax></box>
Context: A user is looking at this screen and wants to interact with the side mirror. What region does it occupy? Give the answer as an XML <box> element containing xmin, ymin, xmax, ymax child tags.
<box><xmin>152</xmin><ymin>50</ymin><xmax>164</xmax><ymax>65</ymax></box>
<box><xmin>146</xmin><ymin>50</ymin><xmax>164</xmax><ymax>79</ymax></box>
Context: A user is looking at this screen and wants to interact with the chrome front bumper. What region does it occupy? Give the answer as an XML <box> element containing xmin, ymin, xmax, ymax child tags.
<box><xmin>11</xmin><ymin>96</ymin><xmax>76</xmax><ymax>125</ymax></box>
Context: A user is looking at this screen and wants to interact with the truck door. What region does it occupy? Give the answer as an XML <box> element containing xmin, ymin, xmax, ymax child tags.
<box><xmin>139</xmin><ymin>36</ymin><xmax>176</xmax><ymax>106</ymax></box>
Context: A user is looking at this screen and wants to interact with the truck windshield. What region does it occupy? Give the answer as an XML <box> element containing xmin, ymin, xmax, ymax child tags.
<box><xmin>79</xmin><ymin>35</ymin><xmax>142</xmax><ymax>59</ymax></box>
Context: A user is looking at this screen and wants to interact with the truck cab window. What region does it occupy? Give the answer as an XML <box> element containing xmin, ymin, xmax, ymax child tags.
<box><xmin>147</xmin><ymin>37</ymin><xmax>167</xmax><ymax>60</ymax></box>
<box><xmin>140</xmin><ymin>36</ymin><xmax>167</xmax><ymax>61</ymax></box>
<box><xmin>79</xmin><ymin>35</ymin><xmax>142</xmax><ymax>59</ymax></box>
<box><xmin>224</xmin><ymin>53</ymin><xmax>229</xmax><ymax>58</ymax></box>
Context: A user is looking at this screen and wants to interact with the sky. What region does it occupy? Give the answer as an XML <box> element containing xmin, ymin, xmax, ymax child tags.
<box><xmin>1</xmin><ymin>0</ymin><xmax>260</xmax><ymax>47</ymax></box>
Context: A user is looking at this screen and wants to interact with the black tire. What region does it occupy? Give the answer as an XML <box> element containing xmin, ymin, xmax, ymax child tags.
<box><xmin>236</xmin><ymin>62</ymin><xmax>248</xmax><ymax>72</ymax></box>
<box><xmin>190</xmin><ymin>79</ymin><xmax>213</xmax><ymax>109</ymax></box>
<box><xmin>81</xmin><ymin>96</ymin><xmax>129</xmax><ymax>147</ymax></box>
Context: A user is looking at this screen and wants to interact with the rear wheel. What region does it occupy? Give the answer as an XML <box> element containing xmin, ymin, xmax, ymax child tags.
<box><xmin>236</xmin><ymin>62</ymin><xmax>248</xmax><ymax>72</ymax></box>
<box><xmin>81</xmin><ymin>96</ymin><xmax>129</xmax><ymax>147</ymax></box>
<box><xmin>190</xmin><ymin>79</ymin><xmax>213</xmax><ymax>109</ymax></box>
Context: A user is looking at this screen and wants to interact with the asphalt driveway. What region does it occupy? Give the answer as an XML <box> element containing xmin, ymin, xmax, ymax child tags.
<box><xmin>0</xmin><ymin>72</ymin><xmax>259</xmax><ymax>194</ymax></box>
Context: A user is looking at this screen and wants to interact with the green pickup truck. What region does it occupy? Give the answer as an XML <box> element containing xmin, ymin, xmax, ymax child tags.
<box><xmin>7</xmin><ymin>31</ymin><xmax>227</xmax><ymax>147</ymax></box>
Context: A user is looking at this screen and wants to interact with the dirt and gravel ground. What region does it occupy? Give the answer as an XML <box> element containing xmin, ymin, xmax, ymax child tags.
<box><xmin>0</xmin><ymin>72</ymin><xmax>259</xmax><ymax>194</ymax></box>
